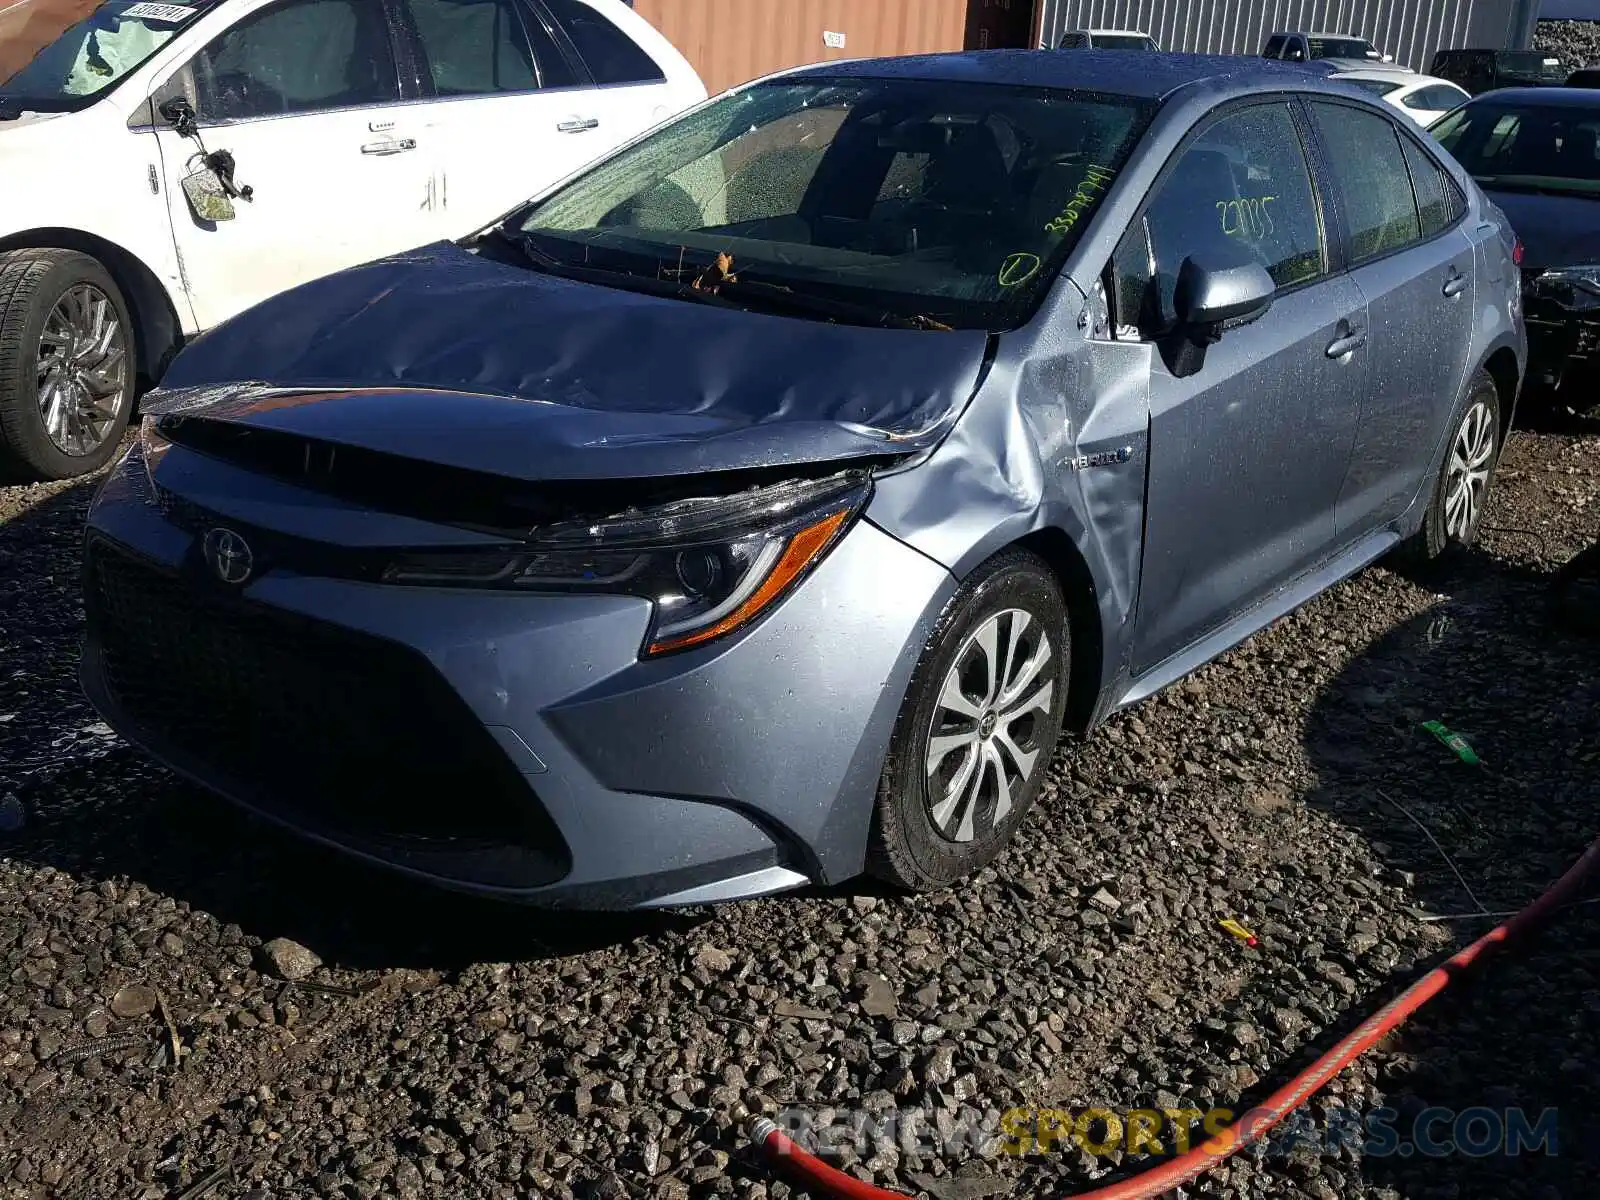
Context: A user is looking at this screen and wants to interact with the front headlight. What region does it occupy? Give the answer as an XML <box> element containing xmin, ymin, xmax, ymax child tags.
<box><xmin>384</xmin><ymin>471</ymin><xmax>871</xmax><ymax>656</ymax></box>
<box><xmin>1533</xmin><ymin>265</ymin><xmax>1600</xmax><ymax>311</ymax></box>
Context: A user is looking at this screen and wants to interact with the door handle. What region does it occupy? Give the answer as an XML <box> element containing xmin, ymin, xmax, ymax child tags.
<box><xmin>1443</xmin><ymin>270</ymin><xmax>1469</xmax><ymax>298</ymax></box>
<box><xmin>556</xmin><ymin>117</ymin><xmax>599</xmax><ymax>133</ymax></box>
<box><xmin>360</xmin><ymin>138</ymin><xmax>416</xmax><ymax>155</ymax></box>
<box><xmin>1326</xmin><ymin>328</ymin><xmax>1367</xmax><ymax>359</ymax></box>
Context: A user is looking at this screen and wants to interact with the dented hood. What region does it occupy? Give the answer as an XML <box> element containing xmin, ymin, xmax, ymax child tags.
<box><xmin>152</xmin><ymin>243</ymin><xmax>991</xmax><ymax>481</ymax></box>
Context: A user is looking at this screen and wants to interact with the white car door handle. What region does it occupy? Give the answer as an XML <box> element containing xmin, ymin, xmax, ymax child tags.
<box><xmin>360</xmin><ymin>138</ymin><xmax>416</xmax><ymax>155</ymax></box>
<box><xmin>557</xmin><ymin>117</ymin><xmax>599</xmax><ymax>133</ymax></box>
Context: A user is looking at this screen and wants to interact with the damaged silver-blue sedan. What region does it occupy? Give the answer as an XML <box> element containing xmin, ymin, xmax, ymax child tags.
<box><xmin>82</xmin><ymin>52</ymin><xmax>1526</xmax><ymax>907</ymax></box>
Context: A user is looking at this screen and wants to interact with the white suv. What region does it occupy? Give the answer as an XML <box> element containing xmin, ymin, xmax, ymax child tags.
<box><xmin>0</xmin><ymin>0</ymin><xmax>705</xmax><ymax>479</ymax></box>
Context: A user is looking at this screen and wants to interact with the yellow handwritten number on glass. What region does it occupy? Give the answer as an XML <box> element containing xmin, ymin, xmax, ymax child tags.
<box><xmin>998</xmin><ymin>252</ymin><xmax>1042</xmax><ymax>288</ymax></box>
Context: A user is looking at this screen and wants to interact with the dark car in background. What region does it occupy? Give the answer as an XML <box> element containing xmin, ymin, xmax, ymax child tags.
<box><xmin>1568</xmin><ymin>67</ymin><xmax>1600</xmax><ymax>90</ymax></box>
<box><xmin>1433</xmin><ymin>88</ymin><xmax>1600</xmax><ymax>401</ymax></box>
<box><xmin>1430</xmin><ymin>49</ymin><xmax>1569</xmax><ymax>96</ymax></box>
<box><xmin>79</xmin><ymin>53</ymin><xmax>1524</xmax><ymax>907</ymax></box>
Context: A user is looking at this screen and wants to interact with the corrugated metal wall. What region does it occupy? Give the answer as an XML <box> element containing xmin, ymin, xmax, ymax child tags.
<box><xmin>631</xmin><ymin>0</ymin><xmax>969</xmax><ymax>94</ymax></box>
<box><xmin>1034</xmin><ymin>0</ymin><xmax>1527</xmax><ymax>69</ymax></box>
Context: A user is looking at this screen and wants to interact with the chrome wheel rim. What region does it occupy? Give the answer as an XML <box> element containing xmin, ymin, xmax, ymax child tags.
<box><xmin>924</xmin><ymin>608</ymin><xmax>1056</xmax><ymax>844</ymax></box>
<box><xmin>36</xmin><ymin>283</ymin><xmax>127</xmax><ymax>457</ymax></box>
<box><xmin>1444</xmin><ymin>398</ymin><xmax>1496</xmax><ymax>540</ymax></box>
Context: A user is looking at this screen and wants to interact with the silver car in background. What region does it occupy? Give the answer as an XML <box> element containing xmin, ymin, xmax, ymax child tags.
<box><xmin>81</xmin><ymin>53</ymin><xmax>1525</xmax><ymax>907</ymax></box>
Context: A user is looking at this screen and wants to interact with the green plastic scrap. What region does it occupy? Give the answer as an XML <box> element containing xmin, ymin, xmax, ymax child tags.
<box><xmin>1421</xmin><ymin>720</ymin><xmax>1481</xmax><ymax>766</ymax></box>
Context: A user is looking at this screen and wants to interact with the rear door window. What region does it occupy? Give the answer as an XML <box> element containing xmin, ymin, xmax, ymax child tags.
<box><xmin>402</xmin><ymin>0</ymin><xmax>574</xmax><ymax>95</ymax></box>
<box><xmin>539</xmin><ymin>0</ymin><xmax>663</xmax><ymax>85</ymax></box>
<box><xmin>1310</xmin><ymin>101</ymin><xmax>1422</xmax><ymax>263</ymax></box>
<box><xmin>189</xmin><ymin>0</ymin><xmax>400</xmax><ymax>122</ymax></box>
<box><xmin>1112</xmin><ymin>101</ymin><xmax>1327</xmax><ymax>332</ymax></box>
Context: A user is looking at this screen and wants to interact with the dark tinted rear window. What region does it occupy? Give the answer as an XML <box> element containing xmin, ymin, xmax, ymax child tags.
<box><xmin>541</xmin><ymin>0</ymin><xmax>662</xmax><ymax>84</ymax></box>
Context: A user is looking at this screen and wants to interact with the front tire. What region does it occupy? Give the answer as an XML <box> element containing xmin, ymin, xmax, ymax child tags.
<box><xmin>868</xmin><ymin>549</ymin><xmax>1070</xmax><ymax>892</ymax></box>
<box><xmin>1404</xmin><ymin>369</ymin><xmax>1502</xmax><ymax>563</ymax></box>
<box><xmin>0</xmin><ymin>249</ymin><xmax>137</xmax><ymax>481</ymax></box>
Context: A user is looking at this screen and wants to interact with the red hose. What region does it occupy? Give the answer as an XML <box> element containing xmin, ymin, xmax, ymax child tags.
<box><xmin>748</xmin><ymin>834</ymin><xmax>1600</xmax><ymax>1200</ymax></box>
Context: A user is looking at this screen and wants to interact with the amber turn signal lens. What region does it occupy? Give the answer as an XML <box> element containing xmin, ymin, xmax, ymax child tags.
<box><xmin>645</xmin><ymin>508</ymin><xmax>852</xmax><ymax>656</ymax></box>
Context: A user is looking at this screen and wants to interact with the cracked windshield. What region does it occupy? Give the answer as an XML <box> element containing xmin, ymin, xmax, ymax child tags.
<box><xmin>0</xmin><ymin>1</ymin><xmax>211</xmax><ymax>110</ymax></box>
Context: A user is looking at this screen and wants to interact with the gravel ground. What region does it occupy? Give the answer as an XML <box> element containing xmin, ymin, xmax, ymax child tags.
<box><xmin>1</xmin><ymin>415</ymin><xmax>1597</xmax><ymax>1200</ymax></box>
<box><xmin>1536</xmin><ymin>20</ymin><xmax>1600</xmax><ymax>71</ymax></box>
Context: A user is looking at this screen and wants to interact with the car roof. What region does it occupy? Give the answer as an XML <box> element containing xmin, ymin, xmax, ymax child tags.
<box><xmin>1085</xmin><ymin>29</ymin><xmax>1152</xmax><ymax>36</ymax></box>
<box><xmin>788</xmin><ymin>49</ymin><xmax>1331</xmax><ymax>100</ymax></box>
<box><xmin>1464</xmin><ymin>86</ymin><xmax>1600</xmax><ymax>108</ymax></box>
<box><xmin>1276</xmin><ymin>30</ymin><xmax>1371</xmax><ymax>39</ymax></box>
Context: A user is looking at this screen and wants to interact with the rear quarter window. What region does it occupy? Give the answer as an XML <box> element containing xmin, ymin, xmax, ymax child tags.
<box><xmin>1399</xmin><ymin>134</ymin><xmax>1466</xmax><ymax>236</ymax></box>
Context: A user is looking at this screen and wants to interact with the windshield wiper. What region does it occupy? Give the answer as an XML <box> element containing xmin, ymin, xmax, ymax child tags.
<box><xmin>481</xmin><ymin>228</ymin><xmax>744</xmax><ymax>311</ymax></box>
<box><xmin>707</xmin><ymin>275</ymin><xmax>954</xmax><ymax>331</ymax></box>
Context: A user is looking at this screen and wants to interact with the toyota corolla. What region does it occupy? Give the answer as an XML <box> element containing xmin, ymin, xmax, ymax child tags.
<box><xmin>81</xmin><ymin>53</ymin><xmax>1525</xmax><ymax>908</ymax></box>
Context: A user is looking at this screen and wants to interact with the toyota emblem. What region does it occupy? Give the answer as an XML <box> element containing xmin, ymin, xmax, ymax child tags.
<box><xmin>202</xmin><ymin>527</ymin><xmax>254</xmax><ymax>585</ymax></box>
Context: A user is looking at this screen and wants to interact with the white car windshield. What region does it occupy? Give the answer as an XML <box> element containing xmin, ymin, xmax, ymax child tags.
<box><xmin>515</xmin><ymin>77</ymin><xmax>1153</xmax><ymax>331</ymax></box>
<box><xmin>1092</xmin><ymin>34</ymin><xmax>1155</xmax><ymax>51</ymax></box>
<box><xmin>0</xmin><ymin>0</ymin><xmax>212</xmax><ymax>112</ymax></box>
<box><xmin>1309</xmin><ymin>37</ymin><xmax>1380</xmax><ymax>60</ymax></box>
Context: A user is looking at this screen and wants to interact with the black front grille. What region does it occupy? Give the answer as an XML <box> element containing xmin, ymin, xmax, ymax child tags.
<box><xmin>84</xmin><ymin>538</ymin><xmax>564</xmax><ymax>859</ymax></box>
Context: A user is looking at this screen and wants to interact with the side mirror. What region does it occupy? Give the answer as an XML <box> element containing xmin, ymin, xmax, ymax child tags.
<box><xmin>159</xmin><ymin>95</ymin><xmax>198</xmax><ymax>138</ymax></box>
<box><xmin>1163</xmin><ymin>251</ymin><xmax>1276</xmax><ymax>379</ymax></box>
<box><xmin>1174</xmin><ymin>253</ymin><xmax>1276</xmax><ymax>330</ymax></box>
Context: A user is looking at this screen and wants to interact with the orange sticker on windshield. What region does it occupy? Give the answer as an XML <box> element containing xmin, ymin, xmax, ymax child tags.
<box><xmin>998</xmin><ymin>252</ymin><xmax>1042</xmax><ymax>288</ymax></box>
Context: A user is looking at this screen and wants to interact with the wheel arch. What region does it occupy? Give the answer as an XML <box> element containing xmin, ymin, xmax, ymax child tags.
<box><xmin>0</xmin><ymin>228</ymin><xmax>185</xmax><ymax>389</ymax></box>
<box><xmin>1009</xmin><ymin>527</ymin><xmax>1105</xmax><ymax>737</ymax></box>
<box><xmin>1481</xmin><ymin>343</ymin><xmax>1522</xmax><ymax>441</ymax></box>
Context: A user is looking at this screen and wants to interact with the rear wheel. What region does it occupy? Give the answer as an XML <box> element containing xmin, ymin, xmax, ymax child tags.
<box><xmin>1402</xmin><ymin>369</ymin><xmax>1501</xmax><ymax>563</ymax></box>
<box><xmin>868</xmin><ymin>549</ymin><xmax>1070</xmax><ymax>892</ymax></box>
<box><xmin>0</xmin><ymin>249</ymin><xmax>137</xmax><ymax>481</ymax></box>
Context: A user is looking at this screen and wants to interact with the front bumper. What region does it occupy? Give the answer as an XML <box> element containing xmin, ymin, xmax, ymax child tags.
<box><xmin>80</xmin><ymin>442</ymin><xmax>954</xmax><ymax>907</ymax></box>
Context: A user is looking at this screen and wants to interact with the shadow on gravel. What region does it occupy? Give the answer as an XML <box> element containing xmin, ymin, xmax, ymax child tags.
<box><xmin>1298</xmin><ymin>546</ymin><xmax>1600</xmax><ymax>1198</ymax></box>
<box><xmin>1</xmin><ymin>480</ymin><xmax>702</xmax><ymax>974</ymax></box>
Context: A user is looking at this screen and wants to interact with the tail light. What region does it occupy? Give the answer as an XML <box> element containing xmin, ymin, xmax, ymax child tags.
<box><xmin>1512</xmin><ymin>237</ymin><xmax>1525</xmax><ymax>267</ymax></box>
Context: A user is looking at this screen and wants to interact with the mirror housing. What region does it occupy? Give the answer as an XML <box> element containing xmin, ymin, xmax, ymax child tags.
<box><xmin>1162</xmin><ymin>251</ymin><xmax>1276</xmax><ymax>378</ymax></box>
<box><xmin>1174</xmin><ymin>251</ymin><xmax>1276</xmax><ymax>331</ymax></box>
<box><xmin>159</xmin><ymin>95</ymin><xmax>198</xmax><ymax>138</ymax></box>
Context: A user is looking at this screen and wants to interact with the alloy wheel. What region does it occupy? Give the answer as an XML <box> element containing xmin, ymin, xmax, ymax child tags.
<box><xmin>35</xmin><ymin>283</ymin><xmax>128</xmax><ymax>458</ymax></box>
<box><xmin>1443</xmin><ymin>398</ymin><xmax>1496</xmax><ymax>540</ymax></box>
<box><xmin>924</xmin><ymin>608</ymin><xmax>1057</xmax><ymax>844</ymax></box>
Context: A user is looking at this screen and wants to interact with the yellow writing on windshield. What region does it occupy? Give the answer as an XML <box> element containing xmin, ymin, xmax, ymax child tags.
<box><xmin>1043</xmin><ymin>165</ymin><xmax>1117</xmax><ymax>235</ymax></box>
<box><xmin>1218</xmin><ymin>196</ymin><xmax>1278</xmax><ymax>240</ymax></box>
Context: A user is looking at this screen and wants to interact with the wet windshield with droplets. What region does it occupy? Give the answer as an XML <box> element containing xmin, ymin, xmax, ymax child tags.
<box><xmin>517</xmin><ymin>77</ymin><xmax>1154</xmax><ymax>331</ymax></box>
